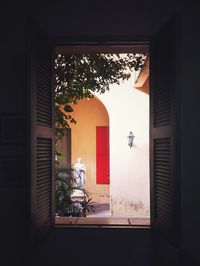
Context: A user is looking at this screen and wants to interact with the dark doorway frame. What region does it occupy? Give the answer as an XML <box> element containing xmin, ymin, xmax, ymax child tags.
<box><xmin>53</xmin><ymin>41</ymin><xmax>150</xmax><ymax>226</ymax></box>
<box><xmin>29</xmin><ymin>17</ymin><xmax>180</xmax><ymax>247</ymax></box>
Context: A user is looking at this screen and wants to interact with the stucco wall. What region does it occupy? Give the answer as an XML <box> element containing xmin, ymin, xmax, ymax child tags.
<box><xmin>97</xmin><ymin>76</ymin><xmax>150</xmax><ymax>217</ymax></box>
<box><xmin>70</xmin><ymin>97</ymin><xmax>110</xmax><ymax>203</ymax></box>
<box><xmin>59</xmin><ymin>70</ymin><xmax>150</xmax><ymax>217</ymax></box>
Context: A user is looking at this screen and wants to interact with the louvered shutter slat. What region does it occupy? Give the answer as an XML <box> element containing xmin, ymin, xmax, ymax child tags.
<box><xmin>36</xmin><ymin>45</ymin><xmax>52</xmax><ymax>127</ymax></box>
<box><xmin>30</xmin><ymin>22</ymin><xmax>54</xmax><ymax>242</ymax></box>
<box><xmin>150</xmin><ymin>18</ymin><xmax>180</xmax><ymax>246</ymax></box>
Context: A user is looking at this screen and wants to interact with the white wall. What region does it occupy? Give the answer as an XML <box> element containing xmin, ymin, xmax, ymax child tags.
<box><xmin>96</xmin><ymin>75</ymin><xmax>150</xmax><ymax>217</ymax></box>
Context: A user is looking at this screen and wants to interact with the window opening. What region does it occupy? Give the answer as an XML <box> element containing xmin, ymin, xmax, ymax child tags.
<box><xmin>54</xmin><ymin>45</ymin><xmax>150</xmax><ymax>226</ymax></box>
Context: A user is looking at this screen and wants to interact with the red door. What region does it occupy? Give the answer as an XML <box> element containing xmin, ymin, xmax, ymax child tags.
<box><xmin>96</xmin><ymin>126</ymin><xmax>110</xmax><ymax>184</ymax></box>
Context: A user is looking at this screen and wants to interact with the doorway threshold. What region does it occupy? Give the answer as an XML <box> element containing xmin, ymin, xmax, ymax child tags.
<box><xmin>55</xmin><ymin>216</ymin><xmax>150</xmax><ymax>227</ymax></box>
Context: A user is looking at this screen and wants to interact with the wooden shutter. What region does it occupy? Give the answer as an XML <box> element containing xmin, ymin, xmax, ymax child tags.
<box><xmin>96</xmin><ymin>126</ymin><xmax>110</xmax><ymax>184</ymax></box>
<box><xmin>29</xmin><ymin>22</ymin><xmax>55</xmax><ymax>243</ymax></box>
<box><xmin>150</xmin><ymin>17</ymin><xmax>180</xmax><ymax>246</ymax></box>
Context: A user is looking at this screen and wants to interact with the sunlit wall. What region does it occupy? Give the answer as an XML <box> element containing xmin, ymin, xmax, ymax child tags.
<box><xmin>96</xmin><ymin>76</ymin><xmax>150</xmax><ymax>217</ymax></box>
<box><xmin>58</xmin><ymin>73</ymin><xmax>150</xmax><ymax>217</ymax></box>
<box><xmin>70</xmin><ymin>97</ymin><xmax>110</xmax><ymax>204</ymax></box>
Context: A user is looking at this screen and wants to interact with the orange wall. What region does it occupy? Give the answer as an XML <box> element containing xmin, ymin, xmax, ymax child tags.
<box><xmin>70</xmin><ymin>97</ymin><xmax>110</xmax><ymax>203</ymax></box>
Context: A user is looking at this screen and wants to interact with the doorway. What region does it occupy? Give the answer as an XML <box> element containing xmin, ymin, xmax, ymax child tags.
<box><xmin>54</xmin><ymin>46</ymin><xmax>150</xmax><ymax>226</ymax></box>
<box><xmin>29</xmin><ymin>17</ymin><xmax>180</xmax><ymax>246</ymax></box>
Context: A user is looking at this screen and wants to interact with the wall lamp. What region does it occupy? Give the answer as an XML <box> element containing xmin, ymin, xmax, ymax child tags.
<box><xmin>127</xmin><ymin>131</ymin><xmax>135</xmax><ymax>148</ymax></box>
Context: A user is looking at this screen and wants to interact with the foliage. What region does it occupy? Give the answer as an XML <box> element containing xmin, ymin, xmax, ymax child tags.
<box><xmin>55</xmin><ymin>163</ymin><xmax>95</xmax><ymax>217</ymax></box>
<box><xmin>79</xmin><ymin>197</ymin><xmax>95</xmax><ymax>217</ymax></box>
<box><xmin>54</xmin><ymin>53</ymin><xmax>147</xmax><ymax>142</ymax></box>
<box><xmin>55</xmin><ymin>164</ymin><xmax>76</xmax><ymax>215</ymax></box>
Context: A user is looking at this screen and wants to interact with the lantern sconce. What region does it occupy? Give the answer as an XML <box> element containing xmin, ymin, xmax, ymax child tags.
<box><xmin>127</xmin><ymin>131</ymin><xmax>135</xmax><ymax>148</ymax></box>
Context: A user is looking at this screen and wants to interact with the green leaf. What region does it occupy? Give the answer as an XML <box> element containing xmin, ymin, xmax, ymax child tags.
<box><xmin>64</xmin><ymin>104</ymin><xmax>73</xmax><ymax>112</ymax></box>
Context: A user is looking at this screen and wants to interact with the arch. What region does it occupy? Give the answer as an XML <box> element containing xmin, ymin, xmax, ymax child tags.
<box><xmin>70</xmin><ymin>95</ymin><xmax>110</xmax><ymax>205</ymax></box>
<box><xmin>91</xmin><ymin>92</ymin><xmax>110</xmax><ymax>121</ymax></box>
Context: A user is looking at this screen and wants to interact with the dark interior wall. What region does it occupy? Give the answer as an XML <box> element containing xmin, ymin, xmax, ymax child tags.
<box><xmin>0</xmin><ymin>0</ymin><xmax>200</xmax><ymax>265</ymax></box>
<box><xmin>179</xmin><ymin>2</ymin><xmax>200</xmax><ymax>262</ymax></box>
<box><xmin>0</xmin><ymin>3</ymin><xmax>29</xmax><ymax>266</ymax></box>
<box><xmin>34</xmin><ymin>0</ymin><xmax>175</xmax><ymax>37</ymax></box>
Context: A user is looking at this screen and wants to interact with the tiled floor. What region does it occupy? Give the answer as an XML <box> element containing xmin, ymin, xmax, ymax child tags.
<box><xmin>55</xmin><ymin>203</ymin><xmax>150</xmax><ymax>226</ymax></box>
<box><xmin>55</xmin><ymin>216</ymin><xmax>150</xmax><ymax>226</ymax></box>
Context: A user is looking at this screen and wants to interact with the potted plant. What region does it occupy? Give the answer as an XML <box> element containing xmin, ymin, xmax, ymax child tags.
<box><xmin>55</xmin><ymin>163</ymin><xmax>95</xmax><ymax>217</ymax></box>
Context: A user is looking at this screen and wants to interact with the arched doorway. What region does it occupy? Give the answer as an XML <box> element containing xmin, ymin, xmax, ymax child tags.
<box><xmin>58</xmin><ymin>95</ymin><xmax>111</xmax><ymax>215</ymax></box>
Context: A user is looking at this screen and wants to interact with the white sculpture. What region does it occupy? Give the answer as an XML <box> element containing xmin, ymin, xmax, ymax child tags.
<box><xmin>74</xmin><ymin>157</ymin><xmax>86</xmax><ymax>188</ymax></box>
